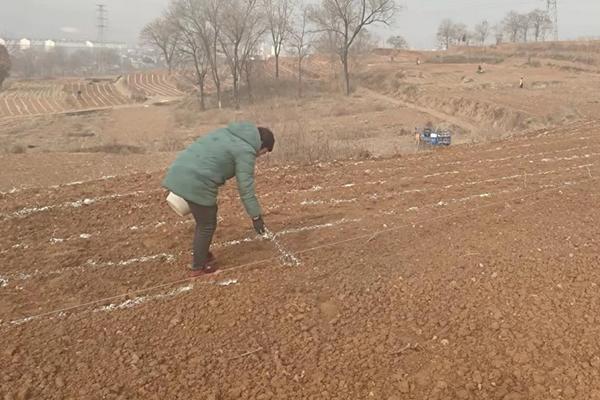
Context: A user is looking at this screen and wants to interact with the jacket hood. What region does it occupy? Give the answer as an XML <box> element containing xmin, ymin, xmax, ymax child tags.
<box><xmin>227</xmin><ymin>122</ymin><xmax>260</xmax><ymax>152</ymax></box>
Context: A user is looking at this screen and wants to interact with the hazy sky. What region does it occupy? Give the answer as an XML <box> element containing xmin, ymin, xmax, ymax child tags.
<box><xmin>1</xmin><ymin>0</ymin><xmax>599</xmax><ymax>49</ymax></box>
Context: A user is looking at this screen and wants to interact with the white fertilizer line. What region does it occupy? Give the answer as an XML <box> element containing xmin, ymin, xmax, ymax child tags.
<box><xmin>263</xmin><ymin>228</ymin><xmax>301</xmax><ymax>267</ymax></box>
<box><xmin>50</xmin><ymin>233</ymin><xmax>93</xmax><ymax>244</ymax></box>
<box><xmin>3</xmin><ymin>171</ymin><xmax>597</xmax><ymax>328</ymax></box>
<box><xmin>424</xmin><ymin>170</ymin><xmax>460</xmax><ymax>178</ymax></box>
<box><xmin>5</xmin><ymin>216</ymin><xmax>358</xmax><ymax>257</ymax></box>
<box><xmin>296</xmin><ymin>163</ymin><xmax>594</xmax><ymax>210</ymax></box>
<box><xmin>7</xmin><ymin>278</ymin><xmax>239</xmax><ymax>326</ymax></box>
<box><xmin>85</xmin><ymin>253</ymin><xmax>175</xmax><ymax>268</ymax></box>
<box><xmin>1</xmin><ymin>189</ymin><xmax>161</xmax><ymax>220</ymax></box>
<box><xmin>260</xmin><ymin>149</ymin><xmax>600</xmax><ymax>201</ymax></box>
<box><xmin>3</xmin><ymin>219</ymin><xmax>360</xmax><ymax>287</ymax></box>
<box><xmin>2</xmin><ymin>144</ymin><xmax>597</xmax><ymax>222</ymax></box>
<box><xmin>1</xmin><ymin>253</ymin><xmax>175</xmax><ymax>288</ymax></box>
<box><xmin>300</xmin><ymin>198</ymin><xmax>358</xmax><ymax>206</ymax></box>
<box><xmin>4</xmin><ymin>162</ymin><xmax>593</xmax><ymax>254</ymax></box>
<box><xmin>540</xmin><ymin>152</ymin><xmax>599</xmax><ymax>162</ymax></box>
<box><xmin>0</xmin><ymin>175</ymin><xmax>117</xmax><ymax>196</ymax></box>
<box><xmin>212</xmin><ymin>218</ymin><xmax>360</xmax><ymax>250</ymax></box>
<box><xmin>3</xmin><ymin>155</ymin><xmax>594</xmax><ymax>258</ymax></box>
<box><xmin>94</xmin><ymin>284</ymin><xmax>194</xmax><ymax>312</ymax></box>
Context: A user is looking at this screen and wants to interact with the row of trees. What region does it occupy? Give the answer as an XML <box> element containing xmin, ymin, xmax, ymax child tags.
<box><xmin>141</xmin><ymin>0</ymin><xmax>400</xmax><ymax>108</ymax></box>
<box><xmin>437</xmin><ymin>9</ymin><xmax>553</xmax><ymax>49</ymax></box>
<box><xmin>502</xmin><ymin>9</ymin><xmax>553</xmax><ymax>43</ymax></box>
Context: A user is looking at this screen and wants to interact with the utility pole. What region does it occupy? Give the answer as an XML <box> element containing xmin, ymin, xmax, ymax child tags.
<box><xmin>96</xmin><ymin>4</ymin><xmax>107</xmax><ymax>73</ymax></box>
<box><xmin>546</xmin><ymin>0</ymin><xmax>558</xmax><ymax>41</ymax></box>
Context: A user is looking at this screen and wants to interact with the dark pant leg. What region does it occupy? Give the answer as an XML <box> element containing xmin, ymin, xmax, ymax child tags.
<box><xmin>188</xmin><ymin>202</ymin><xmax>218</xmax><ymax>269</ymax></box>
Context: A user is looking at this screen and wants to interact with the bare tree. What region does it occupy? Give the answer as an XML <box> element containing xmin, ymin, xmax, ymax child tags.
<box><xmin>309</xmin><ymin>0</ymin><xmax>399</xmax><ymax>96</ymax></box>
<box><xmin>453</xmin><ymin>23</ymin><xmax>468</xmax><ymax>45</ymax></box>
<box><xmin>351</xmin><ymin>29</ymin><xmax>378</xmax><ymax>55</ymax></box>
<box><xmin>517</xmin><ymin>13</ymin><xmax>531</xmax><ymax>42</ymax></box>
<box><xmin>437</xmin><ymin>19</ymin><xmax>455</xmax><ymax>50</ymax></box>
<box><xmin>387</xmin><ymin>35</ymin><xmax>408</xmax><ymax>49</ymax></box>
<box><xmin>288</xmin><ymin>6</ymin><xmax>312</xmax><ymax>97</ymax></box>
<box><xmin>241</xmin><ymin>21</ymin><xmax>267</xmax><ymax>104</ymax></box>
<box><xmin>170</xmin><ymin>2</ymin><xmax>210</xmax><ymax>110</ymax></box>
<box><xmin>263</xmin><ymin>0</ymin><xmax>293</xmax><ymax>79</ymax></box>
<box><xmin>140</xmin><ymin>16</ymin><xmax>180</xmax><ymax>73</ymax></box>
<box><xmin>474</xmin><ymin>20</ymin><xmax>490</xmax><ymax>45</ymax></box>
<box><xmin>202</xmin><ymin>0</ymin><xmax>225</xmax><ymax>109</ymax></box>
<box><xmin>493</xmin><ymin>23</ymin><xmax>504</xmax><ymax>45</ymax></box>
<box><xmin>174</xmin><ymin>0</ymin><xmax>225</xmax><ymax>109</ymax></box>
<box><xmin>219</xmin><ymin>0</ymin><xmax>266</xmax><ymax>109</ymax></box>
<box><xmin>528</xmin><ymin>9</ymin><xmax>553</xmax><ymax>42</ymax></box>
<box><xmin>0</xmin><ymin>44</ymin><xmax>10</xmax><ymax>90</ymax></box>
<box><xmin>503</xmin><ymin>11</ymin><xmax>521</xmax><ymax>43</ymax></box>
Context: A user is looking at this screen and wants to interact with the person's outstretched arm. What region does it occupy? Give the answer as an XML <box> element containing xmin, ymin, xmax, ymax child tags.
<box><xmin>235</xmin><ymin>150</ymin><xmax>262</xmax><ymax>219</ymax></box>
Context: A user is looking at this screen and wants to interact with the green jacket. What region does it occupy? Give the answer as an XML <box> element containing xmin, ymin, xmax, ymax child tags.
<box><xmin>162</xmin><ymin>122</ymin><xmax>262</xmax><ymax>218</ymax></box>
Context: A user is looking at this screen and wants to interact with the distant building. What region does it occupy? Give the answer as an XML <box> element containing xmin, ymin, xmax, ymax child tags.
<box><xmin>19</xmin><ymin>38</ymin><xmax>31</xmax><ymax>50</ymax></box>
<box><xmin>44</xmin><ymin>40</ymin><xmax>56</xmax><ymax>50</ymax></box>
<box><xmin>0</xmin><ymin>38</ymin><xmax>5</xmax><ymax>46</ymax></box>
<box><xmin>0</xmin><ymin>37</ymin><xmax>127</xmax><ymax>53</ymax></box>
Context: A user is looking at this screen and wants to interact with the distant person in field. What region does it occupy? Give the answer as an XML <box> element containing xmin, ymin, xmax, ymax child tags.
<box><xmin>519</xmin><ymin>77</ymin><xmax>524</xmax><ymax>89</ymax></box>
<box><xmin>162</xmin><ymin>123</ymin><xmax>275</xmax><ymax>277</ymax></box>
<box><xmin>77</xmin><ymin>90</ymin><xmax>82</xmax><ymax>100</ymax></box>
<box><xmin>416</xmin><ymin>57</ymin><xmax>421</xmax><ymax>66</ymax></box>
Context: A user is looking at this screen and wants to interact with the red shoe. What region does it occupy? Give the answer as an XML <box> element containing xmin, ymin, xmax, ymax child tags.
<box><xmin>189</xmin><ymin>264</ymin><xmax>219</xmax><ymax>278</ymax></box>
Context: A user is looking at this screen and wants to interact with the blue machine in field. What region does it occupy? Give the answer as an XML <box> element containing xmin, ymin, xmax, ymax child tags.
<box><xmin>419</xmin><ymin>127</ymin><xmax>452</xmax><ymax>147</ymax></box>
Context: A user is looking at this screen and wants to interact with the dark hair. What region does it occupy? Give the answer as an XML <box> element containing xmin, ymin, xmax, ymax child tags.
<box><xmin>258</xmin><ymin>127</ymin><xmax>275</xmax><ymax>152</ymax></box>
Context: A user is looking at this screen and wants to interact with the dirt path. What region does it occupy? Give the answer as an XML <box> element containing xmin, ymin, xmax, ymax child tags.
<box><xmin>362</xmin><ymin>87</ymin><xmax>479</xmax><ymax>134</ymax></box>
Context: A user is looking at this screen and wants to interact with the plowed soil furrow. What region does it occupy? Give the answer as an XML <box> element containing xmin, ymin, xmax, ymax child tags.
<box><xmin>2</xmin><ymin>109</ymin><xmax>600</xmax><ymax>400</ymax></box>
<box><xmin>2</xmin><ymin>128</ymin><xmax>599</xmax><ymax>210</ymax></box>
<box><xmin>1</xmin><ymin>173</ymin><xmax>599</xmax><ymax>399</ymax></box>
<box><xmin>146</xmin><ymin>73</ymin><xmax>172</xmax><ymax>97</ymax></box>
<box><xmin>1</xmin><ymin>172</ymin><xmax>595</xmax><ymax>325</ymax></box>
<box><xmin>155</xmin><ymin>74</ymin><xmax>183</xmax><ymax>96</ymax></box>
<box><xmin>0</xmin><ymin>160</ymin><xmax>596</xmax><ymax>321</ymax></box>
<box><xmin>1</xmin><ymin>151</ymin><xmax>594</xmax><ymax>250</ymax></box>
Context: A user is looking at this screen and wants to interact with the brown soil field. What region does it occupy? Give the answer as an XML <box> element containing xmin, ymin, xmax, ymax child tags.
<box><xmin>1</xmin><ymin>43</ymin><xmax>600</xmax><ymax>399</ymax></box>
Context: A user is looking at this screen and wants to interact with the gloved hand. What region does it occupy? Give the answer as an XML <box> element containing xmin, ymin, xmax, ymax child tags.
<box><xmin>252</xmin><ymin>216</ymin><xmax>266</xmax><ymax>235</ymax></box>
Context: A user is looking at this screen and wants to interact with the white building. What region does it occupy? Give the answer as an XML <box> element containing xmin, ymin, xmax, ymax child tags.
<box><xmin>0</xmin><ymin>37</ymin><xmax>127</xmax><ymax>53</ymax></box>
<box><xmin>19</xmin><ymin>38</ymin><xmax>31</xmax><ymax>50</ymax></box>
<box><xmin>44</xmin><ymin>40</ymin><xmax>56</xmax><ymax>50</ymax></box>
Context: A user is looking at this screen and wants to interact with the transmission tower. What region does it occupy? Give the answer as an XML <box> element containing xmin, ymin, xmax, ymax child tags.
<box><xmin>546</xmin><ymin>0</ymin><xmax>558</xmax><ymax>41</ymax></box>
<box><xmin>96</xmin><ymin>4</ymin><xmax>108</xmax><ymax>73</ymax></box>
<box><xmin>96</xmin><ymin>4</ymin><xmax>108</xmax><ymax>45</ymax></box>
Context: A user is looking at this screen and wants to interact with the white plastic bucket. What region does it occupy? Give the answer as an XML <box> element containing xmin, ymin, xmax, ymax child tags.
<box><xmin>166</xmin><ymin>192</ymin><xmax>191</xmax><ymax>217</ymax></box>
